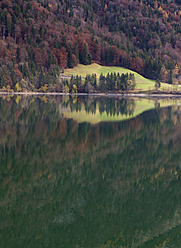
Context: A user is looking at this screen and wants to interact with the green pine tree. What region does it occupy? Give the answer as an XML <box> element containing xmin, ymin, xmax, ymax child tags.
<box><xmin>168</xmin><ymin>70</ymin><xmax>173</xmax><ymax>84</ymax></box>
<box><xmin>75</xmin><ymin>42</ymin><xmax>79</xmax><ymax>63</ymax></box>
<box><xmin>67</xmin><ymin>46</ymin><xmax>74</xmax><ymax>68</ymax></box>
<box><xmin>82</xmin><ymin>43</ymin><xmax>92</xmax><ymax>65</ymax></box>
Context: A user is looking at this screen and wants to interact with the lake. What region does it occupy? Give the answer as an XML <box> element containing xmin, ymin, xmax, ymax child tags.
<box><xmin>1</xmin><ymin>95</ymin><xmax>181</xmax><ymax>248</ymax></box>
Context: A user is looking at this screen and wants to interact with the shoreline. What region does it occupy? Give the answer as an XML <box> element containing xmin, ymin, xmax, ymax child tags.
<box><xmin>1</xmin><ymin>91</ymin><xmax>181</xmax><ymax>98</ymax></box>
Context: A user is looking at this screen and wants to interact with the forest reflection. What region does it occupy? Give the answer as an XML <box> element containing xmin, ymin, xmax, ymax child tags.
<box><xmin>1</xmin><ymin>95</ymin><xmax>181</xmax><ymax>248</ymax></box>
<box><xmin>1</xmin><ymin>94</ymin><xmax>181</xmax><ymax>122</ymax></box>
<box><xmin>61</xmin><ymin>96</ymin><xmax>135</xmax><ymax>116</ymax></box>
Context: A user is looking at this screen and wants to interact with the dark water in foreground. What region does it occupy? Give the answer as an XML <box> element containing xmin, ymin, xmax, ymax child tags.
<box><xmin>1</xmin><ymin>96</ymin><xmax>181</xmax><ymax>248</ymax></box>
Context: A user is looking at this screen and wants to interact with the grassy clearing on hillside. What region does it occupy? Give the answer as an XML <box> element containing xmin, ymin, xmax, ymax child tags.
<box><xmin>63</xmin><ymin>63</ymin><xmax>181</xmax><ymax>92</ymax></box>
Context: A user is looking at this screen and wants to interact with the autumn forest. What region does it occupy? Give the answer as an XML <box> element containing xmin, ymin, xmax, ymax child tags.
<box><xmin>0</xmin><ymin>0</ymin><xmax>181</xmax><ymax>91</ymax></box>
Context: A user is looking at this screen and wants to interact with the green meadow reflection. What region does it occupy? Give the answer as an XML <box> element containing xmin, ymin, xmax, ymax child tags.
<box><xmin>61</xmin><ymin>95</ymin><xmax>181</xmax><ymax>123</ymax></box>
<box><xmin>1</xmin><ymin>96</ymin><xmax>181</xmax><ymax>248</ymax></box>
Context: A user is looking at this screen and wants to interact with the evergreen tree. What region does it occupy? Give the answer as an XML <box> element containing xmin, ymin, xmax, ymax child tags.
<box><xmin>93</xmin><ymin>74</ymin><xmax>97</xmax><ymax>89</ymax></box>
<box><xmin>17</xmin><ymin>47</ymin><xmax>21</xmax><ymax>63</ymax></box>
<box><xmin>168</xmin><ymin>70</ymin><xmax>173</xmax><ymax>84</ymax></box>
<box><xmin>99</xmin><ymin>73</ymin><xmax>106</xmax><ymax>92</ymax></box>
<box><xmin>75</xmin><ymin>42</ymin><xmax>79</xmax><ymax>63</ymax></box>
<box><xmin>67</xmin><ymin>46</ymin><xmax>74</xmax><ymax>68</ymax></box>
<box><xmin>81</xmin><ymin>43</ymin><xmax>92</xmax><ymax>65</ymax></box>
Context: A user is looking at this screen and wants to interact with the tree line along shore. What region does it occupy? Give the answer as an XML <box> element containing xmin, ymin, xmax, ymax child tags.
<box><xmin>1</xmin><ymin>64</ymin><xmax>181</xmax><ymax>95</ymax></box>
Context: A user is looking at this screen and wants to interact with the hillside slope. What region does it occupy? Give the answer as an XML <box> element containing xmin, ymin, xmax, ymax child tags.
<box><xmin>0</xmin><ymin>0</ymin><xmax>181</xmax><ymax>90</ymax></box>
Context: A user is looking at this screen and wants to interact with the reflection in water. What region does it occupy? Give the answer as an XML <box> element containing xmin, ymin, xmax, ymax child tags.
<box><xmin>60</xmin><ymin>95</ymin><xmax>181</xmax><ymax>123</ymax></box>
<box><xmin>63</xmin><ymin>96</ymin><xmax>136</xmax><ymax>116</ymax></box>
<box><xmin>1</xmin><ymin>96</ymin><xmax>181</xmax><ymax>247</ymax></box>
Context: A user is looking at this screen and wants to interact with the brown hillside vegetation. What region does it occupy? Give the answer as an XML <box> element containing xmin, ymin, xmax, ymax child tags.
<box><xmin>0</xmin><ymin>0</ymin><xmax>180</xmax><ymax>90</ymax></box>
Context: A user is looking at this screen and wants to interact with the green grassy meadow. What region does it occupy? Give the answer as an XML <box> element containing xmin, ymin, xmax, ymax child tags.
<box><xmin>63</xmin><ymin>63</ymin><xmax>181</xmax><ymax>92</ymax></box>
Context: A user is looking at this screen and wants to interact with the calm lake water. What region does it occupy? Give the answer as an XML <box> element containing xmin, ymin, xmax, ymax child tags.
<box><xmin>1</xmin><ymin>95</ymin><xmax>181</xmax><ymax>248</ymax></box>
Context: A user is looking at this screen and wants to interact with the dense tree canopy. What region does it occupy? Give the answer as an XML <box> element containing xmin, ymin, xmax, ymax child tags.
<box><xmin>0</xmin><ymin>0</ymin><xmax>180</xmax><ymax>89</ymax></box>
<box><xmin>62</xmin><ymin>72</ymin><xmax>136</xmax><ymax>93</ymax></box>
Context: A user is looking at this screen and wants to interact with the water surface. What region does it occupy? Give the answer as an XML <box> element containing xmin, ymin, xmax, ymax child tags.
<box><xmin>1</xmin><ymin>95</ymin><xmax>181</xmax><ymax>248</ymax></box>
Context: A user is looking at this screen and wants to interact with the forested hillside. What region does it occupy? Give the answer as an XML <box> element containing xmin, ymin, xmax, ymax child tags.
<box><xmin>0</xmin><ymin>0</ymin><xmax>181</xmax><ymax>90</ymax></box>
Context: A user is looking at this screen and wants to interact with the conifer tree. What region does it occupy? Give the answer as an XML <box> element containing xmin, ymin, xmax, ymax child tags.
<box><xmin>17</xmin><ymin>47</ymin><xmax>21</xmax><ymax>63</ymax></box>
<box><xmin>81</xmin><ymin>43</ymin><xmax>92</xmax><ymax>65</ymax></box>
<box><xmin>75</xmin><ymin>42</ymin><xmax>79</xmax><ymax>63</ymax></box>
<box><xmin>168</xmin><ymin>70</ymin><xmax>173</xmax><ymax>84</ymax></box>
<box><xmin>67</xmin><ymin>46</ymin><xmax>74</xmax><ymax>68</ymax></box>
